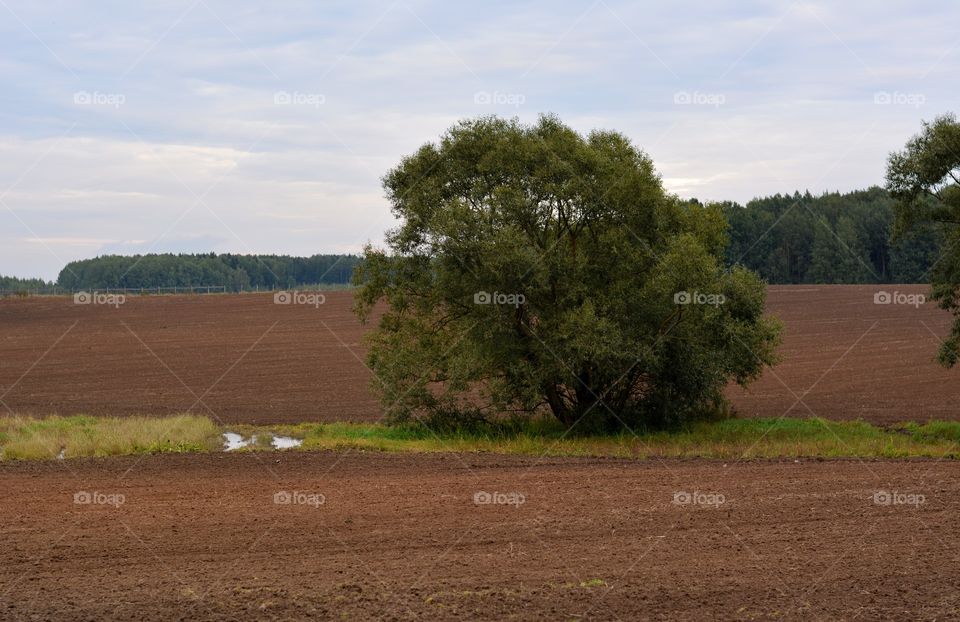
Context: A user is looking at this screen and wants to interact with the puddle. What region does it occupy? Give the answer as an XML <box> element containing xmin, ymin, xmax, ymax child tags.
<box><xmin>223</xmin><ymin>432</ymin><xmax>257</xmax><ymax>451</ymax></box>
<box><xmin>223</xmin><ymin>433</ymin><xmax>301</xmax><ymax>451</ymax></box>
<box><xmin>271</xmin><ymin>436</ymin><xmax>303</xmax><ymax>450</ymax></box>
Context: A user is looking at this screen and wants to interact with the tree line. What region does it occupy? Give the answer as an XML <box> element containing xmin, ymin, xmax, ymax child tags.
<box><xmin>0</xmin><ymin>275</ymin><xmax>51</xmax><ymax>291</ymax></box>
<box><xmin>720</xmin><ymin>186</ymin><xmax>942</xmax><ymax>284</ymax></box>
<box><xmin>1</xmin><ymin>189</ymin><xmax>946</xmax><ymax>292</ymax></box>
<box><xmin>54</xmin><ymin>253</ymin><xmax>360</xmax><ymax>291</ymax></box>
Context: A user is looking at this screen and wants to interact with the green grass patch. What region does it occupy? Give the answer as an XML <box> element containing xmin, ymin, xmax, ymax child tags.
<box><xmin>895</xmin><ymin>420</ymin><xmax>960</xmax><ymax>443</ymax></box>
<box><xmin>3</xmin><ymin>414</ymin><xmax>960</xmax><ymax>462</ymax></box>
<box><xmin>226</xmin><ymin>416</ymin><xmax>960</xmax><ymax>460</ymax></box>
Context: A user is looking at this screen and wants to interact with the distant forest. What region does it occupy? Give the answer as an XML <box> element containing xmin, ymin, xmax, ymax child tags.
<box><xmin>53</xmin><ymin>254</ymin><xmax>360</xmax><ymax>291</ymax></box>
<box><xmin>720</xmin><ymin>186</ymin><xmax>942</xmax><ymax>284</ymax></box>
<box><xmin>0</xmin><ymin>187</ymin><xmax>946</xmax><ymax>291</ymax></box>
<box><xmin>0</xmin><ymin>275</ymin><xmax>50</xmax><ymax>291</ymax></box>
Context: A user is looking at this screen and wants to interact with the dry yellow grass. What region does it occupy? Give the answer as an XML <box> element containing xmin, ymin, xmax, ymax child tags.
<box><xmin>0</xmin><ymin>414</ymin><xmax>220</xmax><ymax>460</ymax></box>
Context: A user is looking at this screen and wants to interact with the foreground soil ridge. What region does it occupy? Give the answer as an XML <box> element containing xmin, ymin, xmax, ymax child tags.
<box><xmin>1</xmin><ymin>452</ymin><xmax>955</xmax><ymax>621</ymax></box>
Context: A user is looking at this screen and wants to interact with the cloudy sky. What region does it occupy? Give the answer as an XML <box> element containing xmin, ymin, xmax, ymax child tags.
<box><xmin>0</xmin><ymin>0</ymin><xmax>957</xmax><ymax>280</ymax></box>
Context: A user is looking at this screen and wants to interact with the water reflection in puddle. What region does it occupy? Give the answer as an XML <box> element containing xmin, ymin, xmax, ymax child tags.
<box><xmin>271</xmin><ymin>436</ymin><xmax>303</xmax><ymax>450</ymax></box>
<box><xmin>223</xmin><ymin>433</ymin><xmax>302</xmax><ymax>451</ymax></box>
<box><xmin>223</xmin><ymin>432</ymin><xmax>257</xmax><ymax>451</ymax></box>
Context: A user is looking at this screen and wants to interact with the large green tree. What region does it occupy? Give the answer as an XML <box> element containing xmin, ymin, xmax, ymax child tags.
<box><xmin>354</xmin><ymin>116</ymin><xmax>781</xmax><ymax>430</ymax></box>
<box><xmin>887</xmin><ymin>113</ymin><xmax>960</xmax><ymax>366</ymax></box>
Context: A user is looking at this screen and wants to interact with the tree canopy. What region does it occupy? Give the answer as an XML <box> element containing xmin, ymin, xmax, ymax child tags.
<box><xmin>354</xmin><ymin>115</ymin><xmax>781</xmax><ymax>430</ymax></box>
<box><xmin>887</xmin><ymin>113</ymin><xmax>960</xmax><ymax>366</ymax></box>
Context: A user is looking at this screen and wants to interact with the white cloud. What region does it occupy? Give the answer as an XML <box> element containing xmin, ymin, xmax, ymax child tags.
<box><xmin>0</xmin><ymin>0</ymin><xmax>957</xmax><ymax>279</ymax></box>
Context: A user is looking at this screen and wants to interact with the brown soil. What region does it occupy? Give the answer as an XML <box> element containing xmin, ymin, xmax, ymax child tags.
<box><xmin>0</xmin><ymin>292</ymin><xmax>380</xmax><ymax>424</ymax></box>
<box><xmin>1</xmin><ymin>451</ymin><xmax>957</xmax><ymax>621</ymax></box>
<box><xmin>725</xmin><ymin>284</ymin><xmax>959</xmax><ymax>423</ymax></box>
<box><xmin>0</xmin><ymin>284</ymin><xmax>957</xmax><ymax>425</ymax></box>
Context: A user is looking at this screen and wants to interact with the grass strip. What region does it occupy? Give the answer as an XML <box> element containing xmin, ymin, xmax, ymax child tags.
<box><xmin>3</xmin><ymin>414</ymin><xmax>960</xmax><ymax>461</ymax></box>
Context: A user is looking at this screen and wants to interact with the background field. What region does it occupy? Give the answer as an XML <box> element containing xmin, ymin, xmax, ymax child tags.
<box><xmin>0</xmin><ymin>284</ymin><xmax>956</xmax><ymax>425</ymax></box>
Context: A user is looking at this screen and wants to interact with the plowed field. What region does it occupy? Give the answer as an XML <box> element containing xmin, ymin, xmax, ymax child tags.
<box><xmin>0</xmin><ymin>284</ymin><xmax>956</xmax><ymax>424</ymax></box>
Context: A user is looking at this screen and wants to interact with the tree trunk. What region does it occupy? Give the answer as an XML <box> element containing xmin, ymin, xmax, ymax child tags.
<box><xmin>543</xmin><ymin>383</ymin><xmax>574</xmax><ymax>426</ymax></box>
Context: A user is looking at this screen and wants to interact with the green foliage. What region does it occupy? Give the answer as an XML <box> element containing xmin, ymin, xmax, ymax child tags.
<box><xmin>898</xmin><ymin>420</ymin><xmax>960</xmax><ymax>443</ymax></box>
<box><xmin>55</xmin><ymin>253</ymin><xmax>360</xmax><ymax>291</ymax></box>
<box><xmin>355</xmin><ymin>115</ymin><xmax>781</xmax><ymax>430</ymax></box>
<box><xmin>806</xmin><ymin>216</ymin><xmax>874</xmax><ymax>284</ymax></box>
<box><xmin>886</xmin><ymin>113</ymin><xmax>960</xmax><ymax>366</ymax></box>
<box><xmin>722</xmin><ymin>187</ymin><xmax>940</xmax><ymax>284</ymax></box>
<box><xmin>0</xmin><ymin>274</ymin><xmax>51</xmax><ymax>293</ymax></box>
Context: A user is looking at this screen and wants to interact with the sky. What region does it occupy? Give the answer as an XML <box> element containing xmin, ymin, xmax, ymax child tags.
<box><xmin>0</xmin><ymin>0</ymin><xmax>957</xmax><ymax>280</ymax></box>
